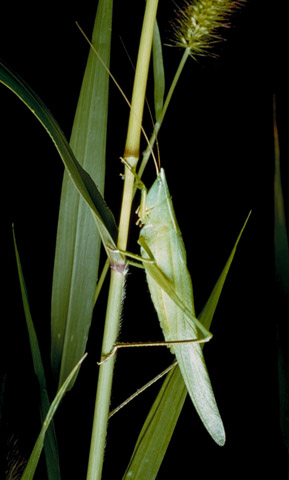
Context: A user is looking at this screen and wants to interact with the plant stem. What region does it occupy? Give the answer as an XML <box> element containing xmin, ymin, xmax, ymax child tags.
<box><xmin>118</xmin><ymin>0</ymin><xmax>160</xmax><ymax>251</ymax></box>
<box><xmin>138</xmin><ymin>47</ymin><xmax>190</xmax><ymax>178</ymax></box>
<box><xmin>86</xmin><ymin>269</ymin><xmax>125</xmax><ymax>480</ymax></box>
<box><xmin>158</xmin><ymin>47</ymin><xmax>190</xmax><ymax>132</ymax></box>
<box><xmin>86</xmin><ymin>1</ymin><xmax>159</xmax><ymax>479</ymax></box>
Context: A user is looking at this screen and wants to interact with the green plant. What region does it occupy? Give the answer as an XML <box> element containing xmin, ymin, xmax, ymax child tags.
<box><xmin>273</xmin><ymin>97</ymin><xmax>289</xmax><ymax>470</ymax></box>
<box><xmin>3</xmin><ymin>1</ymin><xmax>281</xmax><ymax>478</ymax></box>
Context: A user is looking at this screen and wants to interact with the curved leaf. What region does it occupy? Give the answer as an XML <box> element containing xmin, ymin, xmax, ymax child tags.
<box><xmin>21</xmin><ymin>354</ymin><xmax>87</xmax><ymax>480</ymax></box>
<box><xmin>13</xmin><ymin>227</ymin><xmax>61</xmax><ymax>480</ymax></box>
<box><xmin>0</xmin><ymin>61</ymin><xmax>118</xmax><ymax>250</ymax></box>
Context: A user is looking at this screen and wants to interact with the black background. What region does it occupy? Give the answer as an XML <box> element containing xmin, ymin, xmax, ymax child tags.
<box><xmin>0</xmin><ymin>1</ymin><xmax>287</xmax><ymax>478</ymax></box>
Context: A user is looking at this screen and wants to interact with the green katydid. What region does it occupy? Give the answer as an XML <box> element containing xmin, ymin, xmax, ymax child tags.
<box><xmin>105</xmin><ymin>165</ymin><xmax>225</xmax><ymax>446</ymax></box>
<box><xmin>139</xmin><ymin>168</ymin><xmax>225</xmax><ymax>445</ymax></box>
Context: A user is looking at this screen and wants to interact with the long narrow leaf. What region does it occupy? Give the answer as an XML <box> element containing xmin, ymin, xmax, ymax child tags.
<box><xmin>273</xmin><ymin>98</ymin><xmax>289</xmax><ymax>447</ymax></box>
<box><xmin>0</xmin><ymin>61</ymin><xmax>119</xmax><ymax>254</ymax></box>
<box><xmin>123</xmin><ymin>214</ymin><xmax>250</xmax><ymax>479</ymax></box>
<box><xmin>199</xmin><ymin>212</ymin><xmax>251</xmax><ymax>330</ymax></box>
<box><xmin>152</xmin><ymin>20</ymin><xmax>165</xmax><ymax>123</ymax></box>
<box><xmin>13</xmin><ymin>227</ymin><xmax>61</xmax><ymax>480</ymax></box>
<box><xmin>274</xmin><ymin>100</ymin><xmax>289</xmax><ymax>293</ymax></box>
<box><xmin>51</xmin><ymin>0</ymin><xmax>114</xmax><ymax>388</ymax></box>
<box><xmin>21</xmin><ymin>354</ymin><xmax>87</xmax><ymax>480</ymax></box>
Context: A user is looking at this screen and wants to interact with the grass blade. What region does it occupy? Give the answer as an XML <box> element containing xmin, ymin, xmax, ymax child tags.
<box><xmin>51</xmin><ymin>0</ymin><xmax>113</xmax><ymax>388</ymax></box>
<box><xmin>21</xmin><ymin>354</ymin><xmax>87</xmax><ymax>480</ymax></box>
<box><xmin>122</xmin><ymin>364</ymin><xmax>185</xmax><ymax>480</ymax></box>
<box><xmin>12</xmin><ymin>227</ymin><xmax>61</xmax><ymax>480</ymax></box>
<box><xmin>123</xmin><ymin>214</ymin><xmax>250</xmax><ymax>479</ymax></box>
<box><xmin>153</xmin><ymin>20</ymin><xmax>165</xmax><ymax>123</ymax></box>
<box><xmin>274</xmin><ymin>99</ymin><xmax>289</xmax><ymax>293</ymax></box>
<box><xmin>0</xmin><ymin>61</ymin><xmax>118</xmax><ymax>252</ymax></box>
<box><xmin>273</xmin><ymin>97</ymin><xmax>289</xmax><ymax>448</ymax></box>
<box><xmin>138</xmin><ymin>20</ymin><xmax>165</xmax><ymax>177</ymax></box>
<box><xmin>199</xmin><ymin>212</ymin><xmax>251</xmax><ymax>330</ymax></box>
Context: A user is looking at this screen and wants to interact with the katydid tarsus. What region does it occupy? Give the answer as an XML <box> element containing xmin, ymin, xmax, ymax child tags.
<box><xmin>77</xmin><ymin>22</ymin><xmax>225</xmax><ymax>445</ymax></box>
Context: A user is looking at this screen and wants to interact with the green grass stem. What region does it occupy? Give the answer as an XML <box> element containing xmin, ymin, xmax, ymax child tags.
<box><xmin>118</xmin><ymin>0</ymin><xmax>159</xmax><ymax>251</ymax></box>
<box><xmin>86</xmin><ymin>2</ymin><xmax>159</xmax><ymax>479</ymax></box>
<box><xmin>86</xmin><ymin>270</ymin><xmax>126</xmax><ymax>480</ymax></box>
<box><xmin>138</xmin><ymin>47</ymin><xmax>190</xmax><ymax>178</ymax></box>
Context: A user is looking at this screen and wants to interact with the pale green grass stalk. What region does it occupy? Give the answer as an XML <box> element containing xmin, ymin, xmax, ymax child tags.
<box><xmin>138</xmin><ymin>47</ymin><xmax>190</xmax><ymax>177</ymax></box>
<box><xmin>86</xmin><ymin>2</ymin><xmax>159</xmax><ymax>479</ymax></box>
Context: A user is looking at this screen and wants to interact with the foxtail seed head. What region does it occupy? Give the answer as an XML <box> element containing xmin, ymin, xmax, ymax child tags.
<box><xmin>172</xmin><ymin>0</ymin><xmax>244</xmax><ymax>58</ymax></box>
